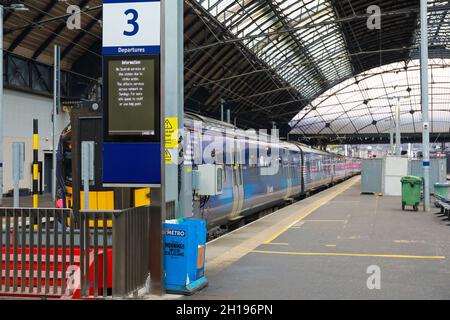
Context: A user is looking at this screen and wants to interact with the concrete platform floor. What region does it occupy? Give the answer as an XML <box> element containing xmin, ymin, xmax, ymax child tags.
<box><xmin>187</xmin><ymin>176</ymin><xmax>450</xmax><ymax>300</ymax></box>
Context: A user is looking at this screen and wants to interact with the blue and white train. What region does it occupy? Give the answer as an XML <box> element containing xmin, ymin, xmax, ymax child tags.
<box><xmin>184</xmin><ymin>113</ymin><xmax>361</xmax><ymax>231</ymax></box>
<box><xmin>57</xmin><ymin>111</ymin><xmax>360</xmax><ymax>234</ymax></box>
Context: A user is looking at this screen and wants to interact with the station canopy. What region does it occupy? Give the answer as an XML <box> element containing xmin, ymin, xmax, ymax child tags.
<box><xmin>190</xmin><ymin>0</ymin><xmax>450</xmax><ymax>141</ymax></box>
<box><xmin>3</xmin><ymin>0</ymin><xmax>450</xmax><ymax>141</ymax></box>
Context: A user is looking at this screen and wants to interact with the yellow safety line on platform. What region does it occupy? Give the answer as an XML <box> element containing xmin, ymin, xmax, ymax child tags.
<box><xmin>206</xmin><ymin>177</ymin><xmax>360</xmax><ymax>276</ymax></box>
<box><xmin>265</xmin><ymin>242</ymin><xmax>289</xmax><ymax>246</ymax></box>
<box><xmin>264</xmin><ymin>177</ymin><xmax>359</xmax><ymax>245</ymax></box>
<box><xmin>252</xmin><ymin>250</ymin><xmax>446</xmax><ymax>260</ymax></box>
<box><xmin>304</xmin><ymin>220</ymin><xmax>347</xmax><ymax>223</ymax></box>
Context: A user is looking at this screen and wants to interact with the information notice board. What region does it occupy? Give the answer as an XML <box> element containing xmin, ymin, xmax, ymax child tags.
<box><xmin>104</xmin><ymin>55</ymin><xmax>160</xmax><ymax>142</ymax></box>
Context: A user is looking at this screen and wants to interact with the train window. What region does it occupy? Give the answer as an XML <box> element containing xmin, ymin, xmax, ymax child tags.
<box><xmin>216</xmin><ymin>167</ymin><xmax>223</xmax><ymax>193</ymax></box>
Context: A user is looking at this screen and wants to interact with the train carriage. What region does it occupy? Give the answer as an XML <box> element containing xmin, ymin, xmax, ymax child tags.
<box><xmin>57</xmin><ymin>111</ymin><xmax>361</xmax><ymax>233</ymax></box>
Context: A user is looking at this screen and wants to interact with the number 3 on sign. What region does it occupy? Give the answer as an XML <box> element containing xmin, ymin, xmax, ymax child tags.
<box><xmin>124</xmin><ymin>9</ymin><xmax>139</xmax><ymax>36</ymax></box>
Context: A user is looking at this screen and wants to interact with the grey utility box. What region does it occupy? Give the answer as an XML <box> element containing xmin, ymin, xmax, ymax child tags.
<box><xmin>361</xmin><ymin>159</ymin><xmax>384</xmax><ymax>194</ymax></box>
<box><xmin>409</xmin><ymin>158</ymin><xmax>447</xmax><ymax>193</ymax></box>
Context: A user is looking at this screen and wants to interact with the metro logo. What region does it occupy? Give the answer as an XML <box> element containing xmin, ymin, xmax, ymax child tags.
<box><xmin>164</xmin><ymin>229</ymin><xmax>186</xmax><ymax>237</ymax></box>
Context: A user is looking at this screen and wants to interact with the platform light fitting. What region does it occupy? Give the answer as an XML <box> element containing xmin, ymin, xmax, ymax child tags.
<box><xmin>9</xmin><ymin>4</ymin><xmax>29</xmax><ymax>12</ymax></box>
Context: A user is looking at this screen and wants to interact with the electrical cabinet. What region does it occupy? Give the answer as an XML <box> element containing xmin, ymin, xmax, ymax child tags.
<box><xmin>194</xmin><ymin>164</ymin><xmax>224</xmax><ymax>196</ymax></box>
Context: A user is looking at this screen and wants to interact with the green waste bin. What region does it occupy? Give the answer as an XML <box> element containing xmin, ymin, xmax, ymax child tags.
<box><xmin>401</xmin><ymin>176</ymin><xmax>423</xmax><ymax>211</ymax></box>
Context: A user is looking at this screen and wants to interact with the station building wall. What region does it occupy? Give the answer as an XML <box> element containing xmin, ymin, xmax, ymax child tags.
<box><xmin>3</xmin><ymin>89</ymin><xmax>70</xmax><ymax>195</ymax></box>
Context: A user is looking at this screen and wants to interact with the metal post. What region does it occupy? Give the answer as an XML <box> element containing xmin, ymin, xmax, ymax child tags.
<box><xmin>390</xmin><ymin>119</ymin><xmax>394</xmax><ymax>154</ymax></box>
<box><xmin>395</xmin><ymin>97</ymin><xmax>401</xmax><ymax>157</ymax></box>
<box><xmin>421</xmin><ymin>0</ymin><xmax>431</xmax><ymax>211</ymax></box>
<box><xmin>0</xmin><ymin>5</ymin><xmax>4</xmax><ymax>206</ymax></box>
<box><xmin>81</xmin><ymin>142</ymin><xmax>94</xmax><ymax>211</ymax></box>
<box><xmin>221</xmin><ymin>99</ymin><xmax>224</xmax><ymax>122</ymax></box>
<box><xmin>33</xmin><ymin>120</ymin><xmax>39</xmax><ymax>208</ymax></box>
<box><xmin>154</xmin><ymin>0</ymin><xmax>170</xmax><ymax>295</ymax></box>
<box><xmin>52</xmin><ymin>45</ymin><xmax>61</xmax><ymax>202</ymax></box>
<box><xmin>12</xmin><ymin>143</ymin><xmax>24</xmax><ymax>208</ymax></box>
<box><xmin>227</xmin><ymin>109</ymin><xmax>231</xmax><ymax>124</ymax></box>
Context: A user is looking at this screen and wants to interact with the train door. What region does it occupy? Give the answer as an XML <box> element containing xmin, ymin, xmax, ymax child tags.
<box><xmin>230</xmin><ymin>137</ymin><xmax>244</xmax><ymax>221</ymax></box>
<box><xmin>285</xmin><ymin>149</ymin><xmax>293</xmax><ymax>199</ymax></box>
<box><xmin>193</xmin><ymin>129</ymin><xmax>205</xmax><ymax>219</ymax></box>
<box><xmin>300</xmin><ymin>148</ymin><xmax>305</xmax><ymax>195</ymax></box>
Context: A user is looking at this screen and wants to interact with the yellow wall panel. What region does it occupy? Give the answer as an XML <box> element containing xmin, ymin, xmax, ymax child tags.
<box><xmin>134</xmin><ymin>188</ymin><xmax>151</xmax><ymax>207</ymax></box>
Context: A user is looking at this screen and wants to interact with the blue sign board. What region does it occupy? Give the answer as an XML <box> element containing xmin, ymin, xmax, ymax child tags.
<box><xmin>103</xmin><ymin>143</ymin><xmax>161</xmax><ymax>185</ymax></box>
<box><xmin>102</xmin><ymin>0</ymin><xmax>162</xmax><ymax>186</ymax></box>
<box><xmin>102</xmin><ymin>0</ymin><xmax>161</xmax><ymax>56</ymax></box>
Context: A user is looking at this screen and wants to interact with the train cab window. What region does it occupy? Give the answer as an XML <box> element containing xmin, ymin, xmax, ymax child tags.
<box><xmin>63</xmin><ymin>141</ymin><xmax>73</xmax><ymax>182</ymax></box>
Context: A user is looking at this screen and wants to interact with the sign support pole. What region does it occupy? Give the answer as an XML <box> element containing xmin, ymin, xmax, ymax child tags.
<box><xmin>163</xmin><ymin>0</ymin><xmax>185</xmax><ymax>218</ymax></box>
<box><xmin>52</xmin><ymin>45</ymin><xmax>60</xmax><ymax>202</ymax></box>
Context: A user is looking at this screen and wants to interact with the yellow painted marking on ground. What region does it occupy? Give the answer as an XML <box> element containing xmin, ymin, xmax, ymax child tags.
<box><xmin>337</xmin><ymin>235</ymin><xmax>362</xmax><ymax>240</ymax></box>
<box><xmin>325</xmin><ymin>244</ymin><xmax>337</xmax><ymax>247</ymax></box>
<box><xmin>252</xmin><ymin>250</ymin><xmax>446</xmax><ymax>260</ymax></box>
<box><xmin>304</xmin><ymin>220</ymin><xmax>347</xmax><ymax>223</ymax></box>
<box><xmin>266</xmin><ymin>242</ymin><xmax>289</xmax><ymax>246</ymax></box>
<box><xmin>264</xmin><ymin>178</ymin><xmax>359</xmax><ymax>244</ymax></box>
<box><xmin>394</xmin><ymin>240</ymin><xmax>426</xmax><ymax>244</ymax></box>
<box><xmin>330</xmin><ymin>201</ymin><xmax>359</xmax><ymax>204</ymax></box>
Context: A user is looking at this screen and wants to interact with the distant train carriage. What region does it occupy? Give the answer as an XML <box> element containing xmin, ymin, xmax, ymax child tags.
<box><xmin>184</xmin><ymin>113</ymin><xmax>361</xmax><ymax>230</ymax></box>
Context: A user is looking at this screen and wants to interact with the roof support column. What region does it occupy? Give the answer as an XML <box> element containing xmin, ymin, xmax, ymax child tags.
<box><xmin>163</xmin><ymin>0</ymin><xmax>187</xmax><ymax>218</ymax></box>
<box><xmin>396</xmin><ymin>98</ymin><xmax>401</xmax><ymax>157</ymax></box>
<box><xmin>420</xmin><ymin>0</ymin><xmax>431</xmax><ymax>212</ymax></box>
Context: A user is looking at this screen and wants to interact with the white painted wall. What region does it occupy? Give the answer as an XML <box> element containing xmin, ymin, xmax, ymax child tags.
<box><xmin>3</xmin><ymin>89</ymin><xmax>70</xmax><ymax>194</ymax></box>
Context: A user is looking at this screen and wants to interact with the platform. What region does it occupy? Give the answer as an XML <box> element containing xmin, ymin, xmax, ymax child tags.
<box><xmin>188</xmin><ymin>176</ymin><xmax>450</xmax><ymax>300</ymax></box>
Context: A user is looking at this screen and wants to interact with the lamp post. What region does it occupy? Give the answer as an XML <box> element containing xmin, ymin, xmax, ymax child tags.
<box><xmin>395</xmin><ymin>97</ymin><xmax>401</xmax><ymax>157</ymax></box>
<box><xmin>420</xmin><ymin>0</ymin><xmax>430</xmax><ymax>212</ymax></box>
<box><xmin>0</xmin><ymin>3</ymin><xmax>29</xmax><ymax>205</ymax></box>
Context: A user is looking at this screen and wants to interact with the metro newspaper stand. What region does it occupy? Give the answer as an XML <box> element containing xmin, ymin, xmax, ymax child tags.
<box><xmin>102</xmin><ymin>0</ymin><xmax>207</xmax><ymax>295</ymax></box>
<box><xmin>164</xmin><ymin>219</ymin><xmax>208</xmax><ymax>295</ymax></box>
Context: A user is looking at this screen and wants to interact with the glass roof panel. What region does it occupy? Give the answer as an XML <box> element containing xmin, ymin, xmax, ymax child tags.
<box><xmin>195</xmin><ymin>0</ymin><xmax>352</xmax><ymax>100</ymax></box>
<box><xmin>290</xmin><ymin>59</ymin><xmax>450</xmax><ymax>135</ymax></box>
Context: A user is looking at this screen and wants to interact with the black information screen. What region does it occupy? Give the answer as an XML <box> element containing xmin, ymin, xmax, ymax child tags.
<box><xmin>104</xmin><ymin>55</ymin><xmax>160</xmax><ymax>142</ymax></box>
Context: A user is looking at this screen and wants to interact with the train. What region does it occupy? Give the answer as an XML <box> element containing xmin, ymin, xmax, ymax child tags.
<box><xmin>184</xmin><ymin>113</ymin><xmax>361</xmax><ymax>233</ymax></box>
<box><xmin>56</xmin><ymin>110</ymin><xmax>361</xmax><ymax>233</ymax></box>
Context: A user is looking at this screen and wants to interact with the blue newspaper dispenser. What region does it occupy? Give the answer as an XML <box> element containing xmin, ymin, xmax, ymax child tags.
<box><xmin>164</xmin><ymin>219</ymin><xmax>208</xmax><ymax>295</ymax></box>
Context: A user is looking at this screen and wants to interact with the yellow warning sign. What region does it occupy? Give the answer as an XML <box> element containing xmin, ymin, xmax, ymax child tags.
<box><xmin>165</xmin><ymin>149</ymin><xmax>173</xmax><ymax>164</ymax></box>
<box><xmin>165</xmin><ymin>118</ymin><xmax>178</xmax><ymax>149</ymax></box>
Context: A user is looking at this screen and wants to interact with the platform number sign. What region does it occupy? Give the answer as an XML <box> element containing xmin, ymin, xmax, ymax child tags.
<box><xmin>102</xmin><ymin>0</ymin><xmax>161</xmax><ymax>56</ymax></box>
<box><xmin>123</xmin><ymin>9</ymin><xmax>139</xmax><ymax>36</ymax></box>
